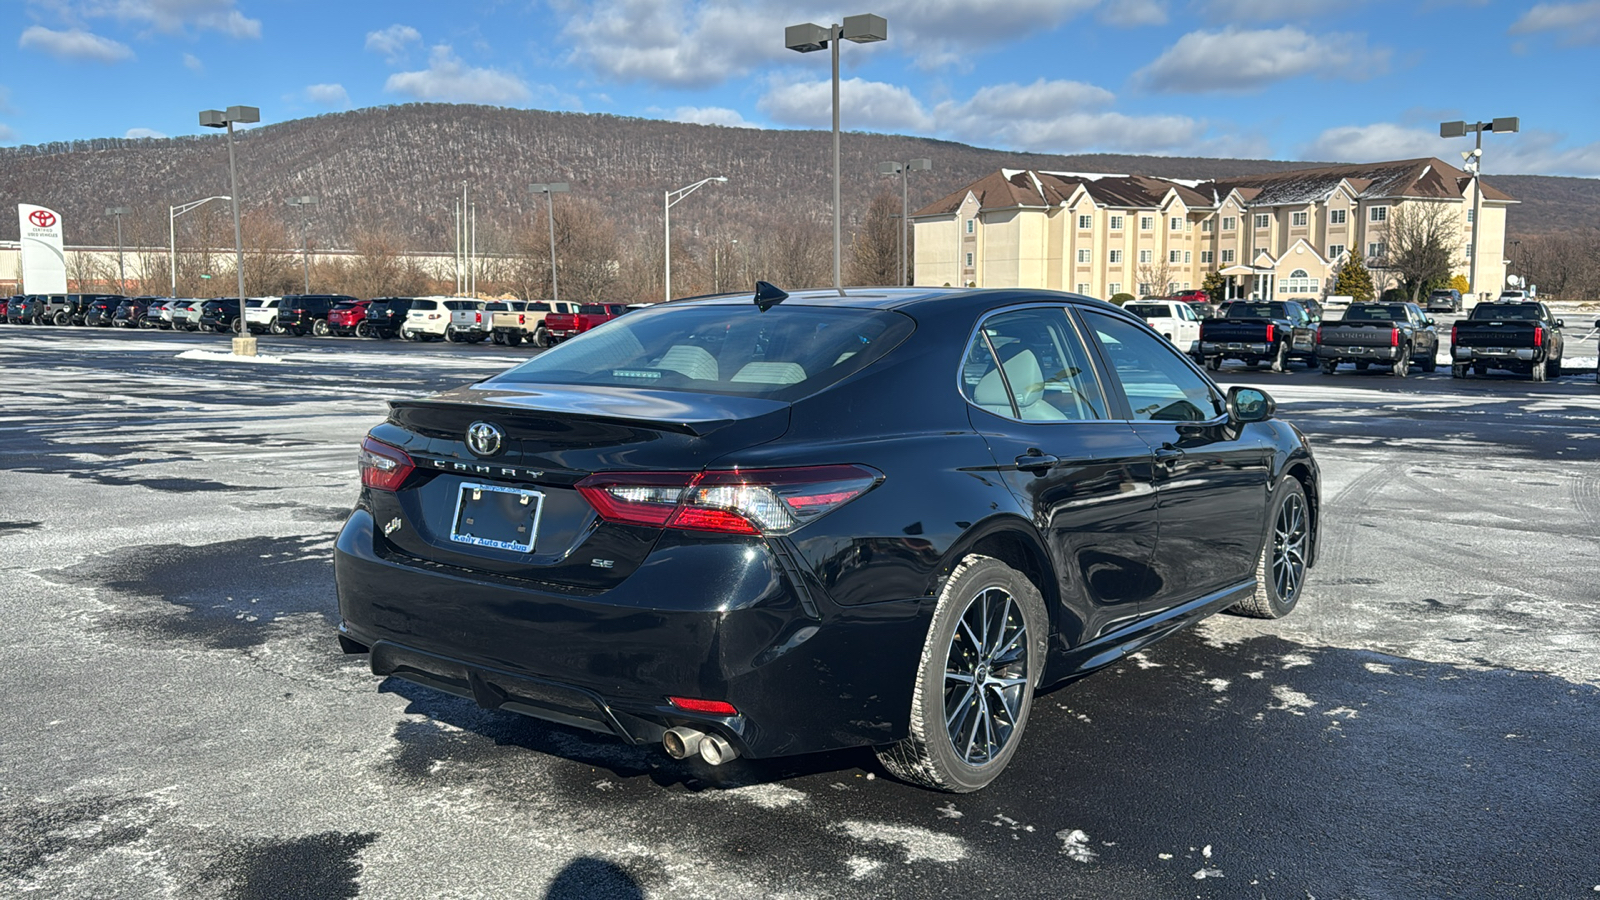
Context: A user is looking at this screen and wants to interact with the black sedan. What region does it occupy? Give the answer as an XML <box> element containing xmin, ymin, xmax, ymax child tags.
<box><xmin>334</xmin><ymin>286</ymin><xmax>1320</xmax><ymax>792</ymax></box>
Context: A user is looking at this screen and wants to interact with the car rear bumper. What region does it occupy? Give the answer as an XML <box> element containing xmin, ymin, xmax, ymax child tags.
<box><xmin>334</xmin><ymin>507</ymin><xmax>929</xmax><ymax>758</ymax></box>
<box><xmin>1454</xmin><ymin>346</ymin><xmax>1538</xmax><ymax>362</ymax></box>
<box><xmin>1317</xmin><ymin>345</ymin><xmax>1402</xmax><ymax>361</ymax></box>
<box><xmin>1201</xmin><ymin>341</ymin><xmax>1271</xmax><ymax>356</ymax></box>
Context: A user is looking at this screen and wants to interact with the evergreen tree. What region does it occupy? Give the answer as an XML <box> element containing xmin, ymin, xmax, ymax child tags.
<box><xmin>1334</xmin><ymin>251</ymin><xmax>1375</xmax><ymax>302</ymax></box>
<box><xmin>1201</xmin><ymin>270</ymin><xmax>1227</xmax><ymax>303</ymax></box>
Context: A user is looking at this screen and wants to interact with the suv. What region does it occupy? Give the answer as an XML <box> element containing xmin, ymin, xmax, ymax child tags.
<box><xmin>81</xmin><ymin>295</ymin><xmax>126</xmax><ymax>326</ymax></box>
<box><xmin>277</xmin><ymin>294</ymin><xmax>357</xmax><ymax>336</ymax></box>
<box><xmin>38</xmin><ymin>294</ymin><xmax>74</xmax><ymax>326</ymax></box>
<box><xmin>360</xmin><ymin>297</ymin><xmax>414</xmax><ymax>339</ymax></box>
<box><xmin>400</xmin><ymin>297</ymin><xmax>489</xmax><ymax>343</ymax></box>
<box><xmin>169</xmin><ymin>298</ymin><xmax>208</xmax><ymax>331</ymax></box>
<box><xmin>1426</xmin><ymin>289</ymin><xmax>1462</xmax><ymax>313</ymax></box>
<box><xmin>112</xmin><ymin>296</ymin><xmax>159</xmax><ymax>328</ymax></box>
<box><xmin>245</xmin><ymin>297</ymin><xmax>285</xmax><ymax>334</ymax></box>
<box><xmin>198</xmin><ymin>298</ymin><xmax>246</xmax><ymax>333</ymax></box>
<box><xmin>327</xmin><ymin>300</ymin><xmax>372</xmax><ymax>337</ymax></box>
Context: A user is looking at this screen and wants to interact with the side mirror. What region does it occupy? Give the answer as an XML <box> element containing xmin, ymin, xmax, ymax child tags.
<box><xmin>1555</xmin><ymin>319</ymin><xmax>1564</xmax><ymax>328</ymax></box>
<box><xmin>1227</xmin><ymin>386</ymin><xmax>1275</xmax><ymax>424</ymax></box>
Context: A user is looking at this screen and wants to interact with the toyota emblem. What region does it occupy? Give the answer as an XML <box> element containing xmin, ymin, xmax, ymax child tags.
<box><xmin>466</xmin><ymin>421</ymin><xmax>504</xmax><ymax>457</ymax></box>
<box><xmin>29</xmin><ymin>210</ymin><xmax>56</xmax><ymax>228</ymax></box>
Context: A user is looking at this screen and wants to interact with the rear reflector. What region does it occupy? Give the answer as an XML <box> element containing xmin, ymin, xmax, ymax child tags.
<box><xmin>359</xmin><ymin>436</ymin><xmax>414</xmax><ymax>491</ymax></box>
<box><xmin>669</xmin><ymin>697</ymin><xmax>738</xmax><ymax>716</ymax></box>
<box><xmin>576</xmin><ymin>465</ymin><xmax>883</xmax><ymax>536</ymax></box>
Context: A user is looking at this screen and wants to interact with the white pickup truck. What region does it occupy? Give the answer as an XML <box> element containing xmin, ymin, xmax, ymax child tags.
<box><xmin>1122</xmin><ymin>299</ymin><xmax>1203</xmax><ymax>356</ymax></box>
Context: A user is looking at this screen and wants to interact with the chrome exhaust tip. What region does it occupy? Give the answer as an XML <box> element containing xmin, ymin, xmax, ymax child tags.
<box><xmin>662</xmin><ymin>726</ymin><xmax>705</xmax><ymax>760</ymax></box>
<box><xmin>698</xmin><ymin>733</ymin><xmax>739</xmax><ymax>766</ymax></box>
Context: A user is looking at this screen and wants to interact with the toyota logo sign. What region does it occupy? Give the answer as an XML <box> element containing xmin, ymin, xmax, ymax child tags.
<box><xmin>466</xmin><ymin>421</ymin><xmax>504</xmax><ymax>457</ymax></box>
<box><xmin>28</xmin><ymin>210</ymin><xmax>56</xmax><ymax>229</ymax></box>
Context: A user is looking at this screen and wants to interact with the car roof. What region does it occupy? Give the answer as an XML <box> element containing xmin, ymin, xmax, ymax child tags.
<box><xmin>667</xmin><ymin>286</ymin><xmax>1109</xmax><ymax>315</ymax></box>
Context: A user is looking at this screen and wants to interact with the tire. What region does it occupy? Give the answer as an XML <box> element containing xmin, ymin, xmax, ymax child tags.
<box><xmin>53</xmin><ymin>311</ymin><xmax>70</xmax><ymax>326</ymax></box>
<box><xmin>492</xmin><ymin>331</ymin><xmax>506</xmax><ymax>345</ymax></box>
<box><xmin>312</xmin><ymin>319</ymin><xmax>330</xmax><ymax>337</ymax></box>
<box><xmin>506</xmin><ymin>332</ymin><xmax>523</xmax><ymax>347</ymax></box>
<box><xmin>875</xmin><ymin>554</ymin><xmax>1047</xmax><ymax>793</ymax></box>
<box><xmin>269</xmin><ymin>320</ymin><xmax>286</xmax><ymax>335</ymax></box>
<box><xmin>1320</xmin><ymin>360</ymin><xmax>1338</xmax><ymax>375</ymax></box>
<box><xmin>1421</xmin><ymin>345</ymin><xmax>1438</xmax><ymax>373</ymax></box>
<box><xmin>1531</xmin><ymin>359</ymin><xmax>1546</xmax><ymax>382</ymax></box>
<box><xmin>1205</xmin><ymin>356</ymin><xmax>1221</xmax><ymax>372</ymax></box>
<box><xmin>534</xmin><ymin>326</ymin><xmax>550</xmax><ymax>349</ymax></box>
<box><xmin>1451</xmin><ymin>364</ymin><xmax>1467</xmax><ymax>379</ymax></box>
<box><xmin>355</xmin><ymin>322</ymin><xmax>372</xmax><ymax>339</ymax></box>
<box><xmin>1230</xmin><ymin>478</ymin><xmax>1310</xmax><ymax>619</ymax></box>
<box><xmin>1391</xmin><ymin>345</ymin><xmax>1410</xmax><ymax>378</ymax></box>
<box><xmin>445</xmin><ymin>324</ymin><xmax>461</xmax><ymax>343</ymax></box>
<box><xmin>1269</xmin><ymin>341</ymin><xmax>1289</xmax><ymax>374</ymax></box>
<box><xmin>1546</xmin><ymin>358</ymin><xmax>1562</xmax><ymax>379</ymax></box>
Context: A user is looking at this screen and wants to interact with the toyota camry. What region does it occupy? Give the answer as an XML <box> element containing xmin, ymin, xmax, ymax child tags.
<box><xmin>334</xmin><ymin>284</ymin><xmax>1319</xmax><ymax>792</ymax></box>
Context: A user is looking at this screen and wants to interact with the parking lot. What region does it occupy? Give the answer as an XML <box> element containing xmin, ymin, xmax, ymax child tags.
<box><xmin>2</xmin><ymin>324</ymin><xmax>1598</xmax><ymax>899</ymax></box>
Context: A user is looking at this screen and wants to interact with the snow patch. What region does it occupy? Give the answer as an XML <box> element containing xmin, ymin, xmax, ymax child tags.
<box><xmin>1055</xmin><ymin>829</ymin><xmax>1098</xmax><ymax>863</ymax></box>
<box><xmin>845</xmin><ymin>857</ymin><xmax>883</xmax><ymax>879</ymax></box>
<box><xmin>1279</xmin><ymin>652</ymin><xmax>1314</xmax><ymax>669</ymax></box>
<box><xmin>1324</xmin><ymin>707</ymin><xmax>1360</xmax><ymax>719</ymax></box>
<box><xmin>1364</xmin><ymin>662</ymin><xmax>1397</xmax><ymax>675</ymax></box>
<box><xmin>1206</xmin><ymin>678</ymin><xmax>1231</xmax><ymax>692</ymax></box>
<box><xmin>174</xmin><ymin>349</ymin><xmax>284</xmax><ymax>364</ymax></box>
<box><xmin>937</xmin><ymin>802</ymin><xmax>962</xmax><ymax>819</ymax></box>
<box><xmin>1128</xmin><ymin>651</ymin><xmax>1162</xmax><ymax>669</ymax></box>
<box><xmin>1269</xmin><ymin>685</ymin><xmax>1316</xmax><ymax>715</ymax></box>
<box><xmin>712</xmin><ymin>783</ymin><xmax>808</xmax><ymax>810</ymax></box>
<box><xmin>840</xmin><ymin>821</ymin><xmax>966</xmax><ymax>864</ymax></box>
<box><xmin>1193</xmin><ymin>867</ymin><xmax>1225</xmax><ymax>879</ymax></box>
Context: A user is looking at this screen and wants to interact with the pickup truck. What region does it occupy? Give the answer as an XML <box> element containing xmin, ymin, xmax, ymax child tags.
<box><xmin>1316</xmin><ymin>301</ymin><xmax>1439</xmax><ymax>377</ymax></box>
<box><xmin>1450</xmin><ymin>301</ymin><xmax>1565</xmax><ymax>381</ymax></box>
<box><xmin>1199</xmin><ymin>300</ymin><xmax>1318</xmax><ymax>372</ymax></box>
<box><xmin>488</xmin><ymin>300</ymin><xmax>530</xmax><ymax>346</ymax></box>
<box><xmin>399</xmin><ymin>297</ymin><xmax>490</xmax><ymax>343</ymax></box>
<box><xmin>1123</xmin><ymin>300</ymin><xmax>1202</xmax><ymax>356</ymax></box>
<box><xmin>543</xmin><ymin>303</ymin><xmax>627</xmax><ymax>344</ymax></box>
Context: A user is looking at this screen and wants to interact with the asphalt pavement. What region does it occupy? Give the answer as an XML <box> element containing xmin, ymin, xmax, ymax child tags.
<box><xmin>1</xmin><ymin>325</ymin><xmax>1597</xmax><ymax>900</ymax></box>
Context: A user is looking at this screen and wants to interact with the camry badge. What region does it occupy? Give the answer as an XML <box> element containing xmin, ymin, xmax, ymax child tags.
<box><xmin>466</xmin><ymin>421</ymin><xmax>504</xmax><ymax>457</ymax></box>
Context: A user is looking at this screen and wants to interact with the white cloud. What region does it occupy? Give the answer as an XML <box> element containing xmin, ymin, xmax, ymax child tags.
<box><xmin>1300</xmin><ymin>122</ymin><xmax>1600</xmax><ymax>176</ymax></box>
<box><xmin>88</xmin><ymin>0</ymin><xmax>261</xmax><ymax>38</ymax></box>
<box><xmin>18</xmin><ymin>26</ymin><xmax>134</xmax><ymax>63</ymax></box>
<box><xmin>125</xmin><ymin>127</ymin><xmax>167</xmax><ymax>139</ymax></box>
<box><xmin>1509</xmin><ymin>1</ymin><xmax>1600</xmax><ymax>45</ymax></box>
<box><xmin>182</xmin><ymin>52</ymin><xmax>203</xmax><ymax>72</ymax></box>
<box><xmin>366</xmin><ymin>24</ymin><xmax>422</xmax><ymax>63</ymax></box>
<box><xmin>384</xmin><ymin>45</ymin><xmax>531</xmax><ymax>104</ymax></box>
<box><xmin>1201</xmin><ymin>0</ymin><xmax>1351</xmax><ymax>20</ymax></box>
<box><xmin>1134</xmin><ymin>26</ymin><xmax>1384</xmax><ymax>93</ymax></box>
<box><xmin>1099</xmin><ymin>0</ymin><xmax>1168</xmax><ymax>27</ymax></box>
<box><xmin>672</xmin><ymin>106</ymin><xmax>753</xmax><ymax>127</ymax></box>
<box><xmin>305</xmin><ymin>83</ymin><xmax>351</xmax><ymax>108</ymax></box>
<box><xmin>758</xmin><ymin>78</ymin><xmax>934</xmax><ymax>132</ymax></box>
<box><xmin>932</xmin><ymin>80</ymin><xmax>1211</xmax><ymax>154</ymax></box>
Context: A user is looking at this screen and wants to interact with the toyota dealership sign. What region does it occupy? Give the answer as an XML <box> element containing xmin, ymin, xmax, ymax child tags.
<box><xmin>19</xmin><ymin>204</ymin><xmax>68</xmax><ymax>294</ymax></box>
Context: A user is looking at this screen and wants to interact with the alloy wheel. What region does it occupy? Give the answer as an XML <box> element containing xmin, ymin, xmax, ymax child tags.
<box><xmin>1272</xmin><ymin>493</ymin><xmax>1308</xmax><ymax>603</ymax></box>
<box><xmin>943</xmin><ymin>587</ymin><xmax>1030</xmax><ymax>767</ymax></box>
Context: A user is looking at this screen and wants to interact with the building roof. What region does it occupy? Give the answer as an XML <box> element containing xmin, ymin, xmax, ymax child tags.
<box><xmin>913</xmin><ymin>157</ymin><xmax>1515</xmax><ymax>219</ymax></box>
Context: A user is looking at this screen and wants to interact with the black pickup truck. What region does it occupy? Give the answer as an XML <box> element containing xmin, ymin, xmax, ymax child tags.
<box><xmin>1199</xmin><ymin>300</ymin><xmax>1319</xmax><ymax>372</ymax></box>
<box><xmin>1450</xmin><ymin>301</ymin><xmax>1565</xmax><ymax>381</ymax></box>
<box><xmin>1316</xmin><ymin>301</ymin><xmax>1439</xmax><ymax>377</ymax></box>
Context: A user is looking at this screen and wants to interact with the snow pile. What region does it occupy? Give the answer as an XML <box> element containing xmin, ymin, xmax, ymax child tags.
<box><xmin>175</xmin><ymin>349</ymin><xmax>284</xmax><ymax>364</ymax></box>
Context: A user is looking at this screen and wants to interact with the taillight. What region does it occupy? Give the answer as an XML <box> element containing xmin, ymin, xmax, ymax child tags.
<box><xmin>1533</xmin><ymin>327</ymin><xmax>1543</xmax><ymax>347</ymax></box>
<box><xmin>1451</xmin><ymin>324</ymin><xmax>1458</xmax><ymax>344</ymax></box>
<box><xmin>359</xmin><ymin>436</ymin><xmax>414</xmax><ymax>491</ymax></box>
<box><xmin>518</xmin><ymin>314</ymin><xmax>525</xmax><ymax>325</ymax></box>
<box><xmin>1265</xmin><ymin>324</ymin><xmax>1275</xmax><ymax>342</ymax></box>
<box><xmin>669</xmin><ymin>697</ymin><xmax>738</xmax><ymax>716</ymax></box>
<box><xmin>475</xmin><ymin>312</ymin><xmax>482</xmax><ymax>324</ymax></box>
<box><xmin>1391</xmin><ymin>327</ymin><xmax>1399</xmax><ymax>347</ymax></box>
<box><xmin>576</xmin><ymin>465</ymin><xmax>883</xmax><ymax>536</ymax></box>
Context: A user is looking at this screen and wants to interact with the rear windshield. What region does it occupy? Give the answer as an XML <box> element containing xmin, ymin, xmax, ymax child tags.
<box><xmin>579</xmin><ymin>304</ymin><xmax>620</xmax><ymax>315</ymax></box>
<box><xmin>1470</xmin><ymin>303</ymin><xmax>1541</xmax><ymax>321</ymax></box>
<box><xmin>492</xmin><ymin>303</ymin><xmax>915</xmax><ymax>401</ymax></box>
<box><xmin>1428</xmin><ymin>290</ymin><xmax>1456</xmax><ymax>298</ymax></box>
<box><xmin>1344</xmin><ymin>304</ymin><xmax>1408</xmax><ymax>321</ymax></box>
<box><xmin>1124</xmin><ymin>304</ymin><xmax>1168</xmax><ymax>318</ymax></box>
<box><xmin>1226</xmin><ymin>302</ymin><xmax>1282</xmax><ymax>319</ymax></box>
<box><xmin>528</xmin><ymin>302</ymin><xmax>550</xmax><ymax>312</ymax></box>
<box><xmin>444</xmin><ymin>300</ymin><xmax>482</xmax><ymax>311</ymax></box>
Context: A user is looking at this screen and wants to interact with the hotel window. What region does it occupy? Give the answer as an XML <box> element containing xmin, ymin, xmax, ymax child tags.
<box><xmin>1184</xmin><ymin>251</ymin><xmax>1192</xmax><ymax>263</ymax></box>
<box><xmin>1108</xmin><ymin>283</ymin><xmax>1121</xmax><ymax>294</ymax></box>
<box><xmin>1183</xmin><ymin>282</ymin><xmax>1191</xmax><ymax>290</ymax></box>
<box><xmin>1109</xmin><ymin>249</ymin><xmax>1123</xmax><ymax>263</ymax></box>
<box><xmin>1369</xmin><ymin>206</ymin><xmax>1388</xmax><ymax>223</ymax></box>
<box><xmin>1221</xmin><ymin>249</ymin><xmax>1235</xmax><ymax>263</ymax></box>
<box><xmin>1077</xmin><ymin>283</ymin><xmax>1089</xmax><ymax>294</ymax></box>
<box><xmin>1292</xmin><ymin>211</ymin><xmax>1308</xmax><ymax>226</ymax></box>
<box><xmin>1168</xmin><ymin>281</ymin><xmax>1181</xmax><ymax>294</ymax></box>
<box><xmin>1201</xmin><ymin>219</ymin><xmax>1214</xmax><ymax>233</ymax></box>
<box><xmin>1109</xmin><ymin>215</ymin><xmax>1124</xmax><ymax>230</ymax></box>
<box><xmin>1140</xmin><ymin>215</ymin><xmax>1154</xmax><ymax>230</ymax></box>
<box><xmin>1077</xmin><ymin>249</ymin><xmax>1091</xmax><ymax>263</ymax></box>
<box><xmin>1139</xmin><ymin>249</ymin><xmax>1152</xmax><ymax>263</ymax></box>
<box><xmin>1283</xmin><ymin>269</ymin><xmax>1318</xmax><ymax>294</ymax></box>
<box><xmin>1170</xmin><ymin>216</ymin><xmax>1182</xmax><ymax>231</ymax></box>
<box><xmin>1330</xmin><ymin>209</ymin><xmax>1346</xmax><ymax>225</ymax></box>
<box><xmin>1328</xmin><ymin>244</ymin><xmax>1345</xmax><ymax>258</ymax></box>
<box><xmin>1078</xmin><ymin>214</ymin><xmax>1093</xmax><ymax>229</ymax></box>
<box><xmin>965</xmin><ymin>252</ymin><xmax>974</xmax><ymax>267</ymax></box>
<box><xmin>1168</xmin><ymin>250</ymin><xmax>1182</xmax><ymax>263</ymax></box>
<box><xmin>966</xmin><ymin>219</ymin><xmax>975</xmax><ymax>234</ymax></box>
<box><xmin>1466</xmin><ymin>209</ymin><xmax>1475</xmax><ymax>224</ymax></box>
<box><xmin>1368</xmin><ymin>241</ymin><xmax>1386</xmax><ymax>259</ymax></box>
<box><xmin>1201</xmin><ymin>250</ymin><xmax>1214</xmax><ymax>264</ymax></box>
<box><xmin>1138</xmin><ymin>283</ymin><xmax>1151</xmax><ymax>296</ymax></box>
<box><xmin>1465</xmin><ymin>245</ymin><xmax>1473</xmax><ymax>260</ymax></box>
<box><xmin>1254</xmin><ymin>213</ymin><xmax>1270</xmax><ymax>229</ymax></box>
<box><xmin>1222</xmin><ymin>216</ymin><xmax>1237</xmax><ymax>231</ymax></box>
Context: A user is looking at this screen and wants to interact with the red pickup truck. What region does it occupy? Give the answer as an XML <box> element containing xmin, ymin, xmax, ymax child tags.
<box><xmin>543</xmin><ymin>303</ymin><xmax>627</xmax><ymax>343</ymax></box>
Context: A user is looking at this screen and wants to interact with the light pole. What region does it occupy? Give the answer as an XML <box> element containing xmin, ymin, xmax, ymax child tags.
<box><xmin>286</xmin><ymin>195</ymin><xmax>317</xmax><ymax>294</ymax></box>
<box><xmin>529</xmin><ymin>183</ymin><xmax>570</xmax><ymax>303</ymax></box>
<box><xmin>878</xmin><ymin>157</ymin><xmax>930</xmax><ymax>286</ymax></box>
<box><xmin>664</xmin><ymin>176</ymin><xmax>727</xmax><ymax>302</ymax></box>
<box><xmin>199</xmin><ymin>104</ymin><xmax>260</xmax><ymax>356</ymax></box>
<box><xmin>105</xmin><ymin>206</ymin><xmax>131</xmax><ymax>294</ymax></box>
<box><xmin>169</xmin><ymin>195</ymin><xmax>231</xmax><ymax>298</ymax></box>
<box><xmin>786</xmin><ymin>14</ymin><xmax>888</xmax><ymax>295</ymax></box>
<box><xmin>1440</xmin><ymin>117</ymin><xmax>1519</xmax><ymax>300</ymax></box>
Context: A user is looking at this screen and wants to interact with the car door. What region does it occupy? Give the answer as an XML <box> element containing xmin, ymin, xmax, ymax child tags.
<box><xmin>961</xmin><ymin>305</ymin><xmax>1160</xmax><ymax>647</ymax></box>
<box><xmin>1075</xmin><ymin>308</ymin><xmax>1275</xmax><ymax>614</ymax></box>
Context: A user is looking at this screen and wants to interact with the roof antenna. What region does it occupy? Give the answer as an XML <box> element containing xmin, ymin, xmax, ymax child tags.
<box><xmin>754</xmin><ymin>281</ymin><xmax>789</xmax><ymax>312</ymax></box>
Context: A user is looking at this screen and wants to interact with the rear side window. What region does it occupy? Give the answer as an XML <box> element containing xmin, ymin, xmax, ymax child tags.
<box><xmin>961</xmin><ymin>307</ymin><xmax>1108</xmax><ymax>421</ymax></box>
<box><xmin>493</xmin><ymin>304</ymin><xmax>914</xmax><ymax>401</ymax></box>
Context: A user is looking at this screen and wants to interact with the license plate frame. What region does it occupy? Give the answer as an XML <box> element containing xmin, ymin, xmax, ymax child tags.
<box><xmin>449</xmin><ymin>482</ymin><xmax>545</xmax><ymax>553</ymax></box>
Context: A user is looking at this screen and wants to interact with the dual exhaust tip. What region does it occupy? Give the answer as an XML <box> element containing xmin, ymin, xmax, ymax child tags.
<box><xmin>663</xmin><ymin>726</ymin><xmax>739</xmax><ymax>766</ymax></box>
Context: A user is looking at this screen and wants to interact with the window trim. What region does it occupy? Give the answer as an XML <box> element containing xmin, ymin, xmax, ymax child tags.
<box><xmin>957</xmin><ymin>302</ymin><xmax>1117</xmax><ymax>424</ymax></box>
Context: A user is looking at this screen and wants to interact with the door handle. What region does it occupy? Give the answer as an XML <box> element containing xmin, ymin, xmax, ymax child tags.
<box><xmin>1014</xmin><ymin>451</ymin><xmax>1060</xmax><ymax>473</ymax></box>
<box><xmin>1155</xmin><ymin>445</ymin><xmax>1185</xmax><ymax>467</ymax></box>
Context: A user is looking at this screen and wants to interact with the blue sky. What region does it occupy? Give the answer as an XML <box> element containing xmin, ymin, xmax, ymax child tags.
<box><xmin>5</xmin><ymin>0</ymin><xmax>1599</xmax><ymax>176</ymax></box>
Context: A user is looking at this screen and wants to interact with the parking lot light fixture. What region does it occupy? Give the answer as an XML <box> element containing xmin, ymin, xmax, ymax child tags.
<box><xmin>788</xmin><ymin>14</ymin><xmax>888</xmax><ymax>296</ymax></box>
<box><xmin>879</xmin><ymin>157</ymin><xmax>930</xmax><ymax>286</ymax></box>
<box><xmin>105</xmin><ymin>207</ymin><xmax>131</xmax><ymax>294</ymax></box>
<box><xmin>199</xmin><ymin>104</ymin><xmax>260</xmax><ymax>356</ymax></box>
<box><xmin>168</xmin><ymin>195</ymin><xmax>231</xmax><ymax>298</ymax></box>
<box><xmin>286</xmin><ymin>196</ymin><xmax>317</xmax><ymax>295</ymax></box>
<box><xmin>529</xmin><ymin>183</ymin><xmax>570</xmax><ymax>303</ymax></box>
<box><xmin>663</xmin><ymin>176</ymin><xmax>727</xmax><ymax>303</ymax></box>
<box><xmin>1439</xmin><ymin>116</ymin><xmax>1518</xmax><ymax>300</ymax></box>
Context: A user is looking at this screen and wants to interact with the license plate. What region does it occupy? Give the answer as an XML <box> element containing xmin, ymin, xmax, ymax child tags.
<box><xmin>449</xmin><ymin>482</ymin><xmax>545</xmax><ymax>553</ymax></box>
<box><xmin>1347</xmin><ymin>346</ymin><xmax>1365</xmax><ymax>354</ymax></box>
<box><xmin>1227</xmin><ymin>342</ymin><xmax>1243</xmax><ymax>350</ymax></box>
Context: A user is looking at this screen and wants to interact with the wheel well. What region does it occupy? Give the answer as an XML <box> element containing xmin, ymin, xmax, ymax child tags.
<box><xmin>964</xmin><ymin>530</ymin><xmax>1059</xmax><ymax>620</ymax></box>
<box><xmin>1284</xmin><ymin>462</ymin><xmax>1319</xmax><ymax>565</ymax></box>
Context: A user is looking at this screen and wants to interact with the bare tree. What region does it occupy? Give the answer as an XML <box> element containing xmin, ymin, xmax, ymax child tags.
<box><xmin>1136</xmin><ymin>258</ymin><xmax>1174</xmax><ymax>298</ymax></box>
<box><xmin>1382</xmin><ymin>202</ymin><xmax>1462</xmax><ymax>302</ymax></box>
<box><xmin>240</xmin><ymin>210</ymin><xmax>297</xmax><ymax>295</ymax></box>
<box><xmin>759</xmin><ymin>220</ymin><xmax>830</xmax><ymax>289</ymax></box>
<box><xmin>847</xmin><ymin>191</ymin><xmax>901</xmax><ymax>286</ymax></box>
